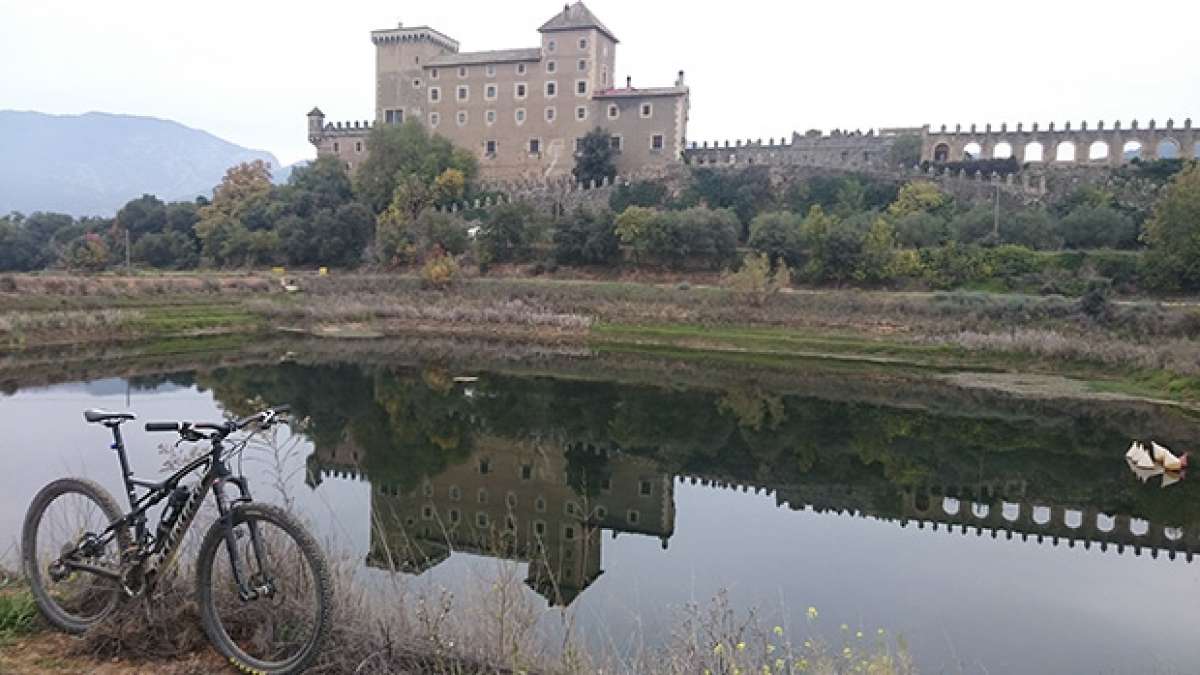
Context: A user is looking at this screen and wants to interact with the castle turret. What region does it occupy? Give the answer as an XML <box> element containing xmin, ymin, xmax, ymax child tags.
<box><xmin>307</xmin><ymin>107</ymin><xmax>325</xmax><ymax>146</ymax></box>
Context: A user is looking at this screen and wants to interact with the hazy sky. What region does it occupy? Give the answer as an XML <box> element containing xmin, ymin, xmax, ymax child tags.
<box><xmin>3</xmin><ymin>0</ymin><xmax>1198</xmax><ymax>166</ymax></box>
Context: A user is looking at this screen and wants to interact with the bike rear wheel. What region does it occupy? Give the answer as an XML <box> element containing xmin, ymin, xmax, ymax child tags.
<box><xmin>21</xmin><ymin>478</ymin><xmax>129</xmax><ymax>633</ymax></box>
<box><xmin>196</xmin><ymin>503</ymin><xmax>332</xmax><ymax>675</ymax></box>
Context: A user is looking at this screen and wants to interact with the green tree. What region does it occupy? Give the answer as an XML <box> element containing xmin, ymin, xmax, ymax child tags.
<box><xmin>682</xmin><ymin>166</ymin><xmax>774</xmax><ymax>236</ymax></box>
<box><xmin>553</xmin><ymin>206</ymin><xmax>620</xmax><ymax>266</ymax></box>
<box><xmin>60</xmin><ymin>233</ymin><xmax>111</xmax><ymax>271</ymax></box>
<box><xmin>131</xmin><ymin>231</ymin><xmax>199</xmax><ymax>269</ymax></box>
<box><xmin>194</xmin><ymin>160</ymin><xmax>276</xmax><ymax>266</ymax></box>
<box><xmin>892</xmin><ymin>211</ymin><xmax>954</xmax><ymax>248</ymax></box>
<box><xmin>355</xmin><ymin>121</ymin><xmax>477</xmax><ymax>214</ymax></box>
<box><xmin>1059</xmin><ymin>205</ymin><xmax>1138</xmax><ymax>249</ymax></box>
<box><xmin>477</xmin><ymin>201</ymin><xmax>548</xmax><ymax>264</ymax></box>
<box><xmin>887</xmin><ymin>181</ymin><xmax>949</xmax><ymax>218</ymax></box>
<box><xmin>1142</xmin><ymin>163</ymin><xmax>1200</xmax><ymax>290</ymax></box>
<box><xmin>723</xmin><ymin>252</ymin><xmax>792</xmax><ymax>307</ymax></box>
<box><xmin>114</xmin><ymin>194</ymin><xmax>167</xmax><ymax>243</ymax></box>
<box><xmin>747</xmin><ymin>211</ymin><xmax>805</xmax><ymax>267</ymax></box>
<box><xmin>573</xmin><ymin>127</ymin><xmax>618</xmax><ymax>187</ymax></box>
<box><xmin>856</xmin><ymin>218</ymin><xmax>899</xmax><ymax>283</ymax></box>
<box><xmin>273</xmin><ymin>157</ymin><xmax>371</xmax><ymax>266</ymax></box>
<box><xmin>608</xmin><ymin>179</ymin><xmax>668</xmax><ymax>213</ymax></box>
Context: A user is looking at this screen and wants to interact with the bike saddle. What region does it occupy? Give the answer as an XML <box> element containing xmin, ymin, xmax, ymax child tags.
<box><xmin>83</xmin><ymin>409</ymin><xmax>137</xmax><ymax>424</ymax></box>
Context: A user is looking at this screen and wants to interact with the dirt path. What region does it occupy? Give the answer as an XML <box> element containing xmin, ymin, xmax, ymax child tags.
<box><xmin>0</xmin><ymin>632</ymin><xmax>227</xmax><ymax>675</ymax></box>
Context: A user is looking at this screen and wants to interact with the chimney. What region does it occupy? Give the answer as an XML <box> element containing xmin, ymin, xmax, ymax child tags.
<box><xmin>676</xmin><ymin>70</ymin><xmax>685</xmax><ymax>87</ymax></box>
<box><xmin>626</xmin><ymin>75</ymin><xmax>632</xmax><ymax>89</ymax></box>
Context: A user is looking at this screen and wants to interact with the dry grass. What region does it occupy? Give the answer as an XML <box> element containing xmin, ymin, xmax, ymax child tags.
<box><xmin>944</xmin><ymin>329</ymin><xmax>1200</xmax><ymax>376</ymax></box>
<box><xmin>0</xmin><ymin>309</ymin><xmax>143</xmax><ymax>336</ymax></box>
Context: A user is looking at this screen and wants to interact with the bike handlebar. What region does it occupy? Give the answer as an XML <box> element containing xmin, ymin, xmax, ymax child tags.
<box><xmin>144</xmin><ymin>405</ymin><xmax>291</xmax><ymax>439</ymax></box>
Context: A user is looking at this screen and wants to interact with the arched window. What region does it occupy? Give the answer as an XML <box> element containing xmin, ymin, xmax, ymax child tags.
<box><xmin>1064</xmin><ymin>510</ymin><xmax>1083</xmax><ymax>529</ymax></box>
<box><xmin>1001</xmin><ymin>502</ymin><xmax>1020</xmax><ymax>522</ymax></box>
<box><xmin>963</xmin><ymin>142</ymin><xmax>982</xmax><ymax>160</ymax></box>
<box><xmin>1088</xmin><ymin>141</ymin><xmax>1109</xmax><ymax>161</ymax></box>
<box><xmin>1024</xmin><ymin>142</ymin><xmax>1044</xmax><ymax>162</ymax></box>
<box><xmin>1032</xmin><ymin>506</ymin><xmax>1051</xmax><ymax>525</ymax></box>
<box><xmin>933</xmin><ymin>143</ymin><xmax>949</xmax><ymax>162</ymax></box>
<box><xmin>1054</xmin><ymin>142</ymin><xmax>1076</xmax><ymax>162</ymax></box>
<box><xmin>1122</xmin><ymin>140</ymin><xmax>1143</xmax><ymax>160</ymax></box>
<box><xmin>992</xmin><ymin>142</ymin><xmax>1012</xmax><ymax>159</ymax></box>
<box><xmin>1130</xmin><ymin>518</ymin><xmax>1149</xmax><ymax>536</ymax></box>
<box><xmin>1156</xmin><ymin>138</ymin><xmax>1181</xmax><ymax>159</ymax></box>
<box><xmin>942</xmin><ymin>497</ymin><xmax>960</xmax><ymax>516</ymax></box>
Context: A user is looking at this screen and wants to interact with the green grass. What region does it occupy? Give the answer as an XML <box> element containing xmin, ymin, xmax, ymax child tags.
<box><xmin>0</xmin><ymin>588</ymin><xmax>39</xmax><ymax>643</ymax></box>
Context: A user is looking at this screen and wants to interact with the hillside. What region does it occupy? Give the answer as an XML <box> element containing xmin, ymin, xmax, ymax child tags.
<box><xmin>0</xmin><ymin>110</ymin><xmax>283</xmax><ymax>216</ymax></box>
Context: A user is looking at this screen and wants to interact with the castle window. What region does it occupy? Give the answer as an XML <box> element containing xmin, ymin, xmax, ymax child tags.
<box><xmin>578</xmin><ymin>59</ymin><xmax>587</xmax><ymax>72</ymax></box>
<box><xmin>448</xmin><ymin>485</ymin><xmax>461</xmax><ymax>501</ymax></box>
<box><xmin>520</xmin><ymin>464</ymin><xmax>533</xmax><ymax>480</ymax></box>
<box><xmin>576</xmin><ymin>106</ymin><xmax>587</xmax><ymax>121</ymax></box>
<box><xmin>564</xmin><ymin>525</ymin><xmax>576</xmax><ymax>541</ymax></box>
<box><xmin>596</xmin><ymin>506</ymin><xmax>608</xmax><ymax>519</ymax></box>
<box><xmin>429</xmin><ymin>112</ymin><xmax>440</xmax><ymax>127</ymax></box>
<box><xmin>355</xmin><ymin>141</ymin><xmax>363</xmax><ymax>153</ymax></box>
<box><xmin>545</xmin><ymin>107</ymin><xmax>556</xmax><ymax>122</ymax></box>
<box><xmin>607</xmin><ymin>104</ymin><xmax>619</xmax><ymax>119</ymax></box>
<box><xmin>486</xmin><ymin>64</ymin><xmax>496</xmax><ymax>77</ymax></box>
<box><xmin>576</xmin><ymin>80</ymin><xmax>587</xmax><ymax>96</ymax></box>
<box><xmin>547</xmin><ymin>39</ymin><xmax>557</xmax><ymax>52</ymax></box>
<box><xmin>477</xmin><ymin>488</ymin><xmax>488</xmax><ymax>504</ymax></box>
<box><xmin>385</xmin><ymin>109</ymin><xmax>403</xmax><ymax>125</ymax></box>
<box><xmin>448</xmin><ymin>509</ymin><xmax>460</xmax><ymax>524</ymax></box>
<box><xmin>429</xmin><ymin>87</ymin><xmax>441</xmax><ymax>103</ymax></box>
<box><xmin>579</xmin><ymin>38</ymin><xmax>588</xmax><ymax>50</ymax></box>
<box><xmin>485</xmin><ymin>84</ymin><xmax>497</xmax><ymax>100</ymax></box>
<box><xmin>479</xmin><ymin>459</ymin><xmax>490</xmax><ymax>475</ymax></box>
<box><xmin>514</xmin><ymin>83</ymin><xmax>527</xmax><ymax>100</ymax></box>
<box><xmin>457</xmin><ymin>85</ymin><xmax>469</xmax><ymax>102</ymax></box>
<box><xmin>575</xmin><ymin>138</ymin><xmax>585</xmax><ymax>153</ymax></box>
<box><xmin>564</xmin><ymin>501</ymin><xmax>577</xmax><ymax>516</ymax></box>
<box><xmin>651</xmin><ymin>134</ymin><xmax>664</xmax><ymax>151</ymax></box>
<box><xmin>506</xmin><ymin>492</ymin><xmax>518</xmax><ymax>508</ymax></box>
<box><xmin>639</xmin><ymin>479</ymin><xmax>653</xmax><ymax>496</ymax></box>
<box><xmin>458</xmin><ymin>66</ymin><xmax>467</xmax><ymax>78</ymax></box>
<box><xmin>332</xmin><ymin>142</ymin><xmax>339</xmax><ymax>152</ymax></box>
<box><xmin>534</xmin><ymin>520</ymin><xmax>546</xmax><ymax>536</ymax></box>
<box><xmin>535</xmin><ymin>496</ymin><xmax>546</xmax><ymax>513</ymax></box>
<box><xmin>602</xmin><ymin>67</ymin><xmax>608</xmax><ymax>87</ymax></box>
<box><xmin>641</xmin><ymin>103</ymin><xmax>653</xmax><ymax>118</ymax></box>
<box><xmin>609</xmin><ymin>135</ymin><xmax>622</xmax><ymax>152</ymax></box>
<box><xmin>515</xmin><ymin>108</ymin><xmax>526</xmax><ymax>125</ymax></box>
<box><xmin>546</xmin><ymin>60</ymin><xmax>557</xmax><ymax>73</ymax></box>
<box><xmin>456</xmin><ymin>110</ymin><xmax>467</xmax><ymax>126</ymax></box>
<box><xmin>516</xmin><ymin>63</ymin><xmax>527</xmax><ymax>75</ymax></box>
<box><xmin>423</xmin><ymin>482</ymin><xmax>434</xmax><ymax>497</ymax></box>
<box><xmin>545</xmin><ymin>81</ymin><xmax>557</xmax><ymax>98</ymax></box>
<box><xmin>476</xmin><ymin>512</ymin><xmax>489</xmax><ymax>529</ymax></box>
<box><xmin>412</xmin><ymin>79</ymin><xmax>422</xmax><ymax>88</ymax></box>
<box><xmin>485</xmin><ymin>110</ymin><xmax>496</xmax><ymax>125</ymax></box>
<box><xmin>529</xmin><ymin>138</ymin><xmax>541</xmax><ymax>155</ymax></box>
<box><xmin>627</xmin><ymin>510</ymin><xmax>640</xmax><ymax>525</ymax></box>
<box><xmin>485</xmin><ymin>139</ymin><xmax>497</xmax><ymax>156</ymax></box>
<box><xmin>430</xmin><ymin>68</ymin><xmax>439</xmax><ymax>79</ymax></box>
<box><xmin>421</xmin><ymin>505</ymin><xmax>433</xmax><ymax>520</ymax></box>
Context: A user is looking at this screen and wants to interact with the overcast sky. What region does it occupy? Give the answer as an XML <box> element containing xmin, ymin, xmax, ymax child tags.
<box><xmin>3</xmin><ymin>0</ymin><xmax>1198</xmax><ymax>166</ymax></box>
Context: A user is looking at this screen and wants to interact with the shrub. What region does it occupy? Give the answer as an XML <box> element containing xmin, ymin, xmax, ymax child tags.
<box><xmin>747</xmin><ymin>211</ymin><xmax>804</xmax><ymax>268</ymax></box>
<box><xmin>892</xmin><ymin>211</ymin><xmax>955</xmax><ymax>248</ymax></box>
<box><xmin>616</xmin><ymin>206</ymin><xmax>738</xmax><ymax>269</ymax></box>
<box><xmin>409</xmin><ymin>210</ymin><xmax>471</xmax><ymax>258</ymax></box>
<box><xmin>723</xmin><ymin>252</ymin><xmax>791</xmax><ymax>307</ymax></box>
<box><xmin>609</xmin><ymin>179</ymin><xmax>668</xmax><ymax>213</ymax></box>
<box><xmin>60</xmin><ymin>233</ymin><xmax>111</xmax><ymax>272</ymax></box>
<box><xmin>1141</xmin><ymin>163</ymin><xmax>1200</xmax><ymax>291</ymax></box>
<box><xmin>553</xmin><ymin>206</ymin><xmax>620</xmax><ymax>266</ymax></box>
<box><xmin>420</xmin><ymin>253</ymin><xmax>459</xmax><ymax>289</ymax></box>
<box><xmin>1059</xmin><ymin>205</ymin><xmax>1138</xmax><ymax>250</ymax></box>
<box><xmin>477</xmin><ymin>201</ymin><xmax>548</xmax><ymax>264</ymax></box>
<box><xmin>131</xmin><ymin>231</ymin><xmax>200</xmax><ymax>269</ymax></box>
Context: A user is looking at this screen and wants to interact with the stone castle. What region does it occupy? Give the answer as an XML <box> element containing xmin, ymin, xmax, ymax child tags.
<box><xmin>308</xmin><ymin>2</ymin><xmax>689</xmax><ymax>181</ymax></box>
<box><xmin>306</xmin><ymin>3</ymin><xmax>1197</xmax><ymax>190</ymax></box>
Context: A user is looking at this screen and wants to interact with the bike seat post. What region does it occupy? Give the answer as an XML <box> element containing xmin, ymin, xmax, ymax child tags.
<box><xmin>107</xmin><ymin>422</ymin><xmax>139</xmax><ymax>511</ymax></box>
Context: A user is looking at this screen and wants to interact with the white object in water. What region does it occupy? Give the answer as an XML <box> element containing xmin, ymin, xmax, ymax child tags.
<box><xmin>1126</xmin><ymin>442</ymin><xmax>1155</xmax><ymax>470</ymax></box>
<box><xmin>1152</xmin><ymin>442</ymin><xmax>1187</xmax><ymax>472</ymax></box>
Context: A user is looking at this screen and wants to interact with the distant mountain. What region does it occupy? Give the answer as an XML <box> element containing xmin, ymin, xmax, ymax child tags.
<box><xmin>0</xmin><ymin>110</ymin><xmax>283</xmax><ymax>217</ymax></box>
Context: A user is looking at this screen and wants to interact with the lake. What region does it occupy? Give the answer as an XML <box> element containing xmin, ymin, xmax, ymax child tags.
<box><xmin>3</xmin><ymin>341</ymin><xmax>1199</xmax><ymax>673</ymax></box>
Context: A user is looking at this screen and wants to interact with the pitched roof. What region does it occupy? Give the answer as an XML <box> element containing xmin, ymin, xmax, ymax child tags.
<box><xmin>539</xmin><ymin>2</ymin><xmax>618</xmax><ymax>43</ymax></box>
<box><xmin>426</xmin><ymin>47</ymin><xmax>542</xmax><ymax>67</ymax></box>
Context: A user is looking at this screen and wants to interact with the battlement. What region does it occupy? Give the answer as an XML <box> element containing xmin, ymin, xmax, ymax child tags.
<box><xmin>922</xmin><ymin>117</ymin><xmax>1198</xmax><ymax>165</ymax></box>
<box><xmin>369</xmin><ymin>24</ymin><xmax>459</xmax><ymax>52</ymax></box>
<box><xmin>321</xmin><ymin>120</ymin><xmax>374</xmax><ymax>136</ymax></box>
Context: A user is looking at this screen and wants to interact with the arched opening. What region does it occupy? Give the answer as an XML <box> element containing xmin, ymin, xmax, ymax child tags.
<box><xmin>1064</xmin><ymin>510</ymin><xmax>1083</xmax><ymax>529</ymax></box>
<box><xmin>1130</xmin><ymin>518</ymin><xmax>1149</xmax><ymax>536</ymax></box>
<box><xmin>1097</xmin><ymin>514</ymin><xmax>1115</xmax><ymax>532</ymax></box>
<box><xmin>1156</xmin><ymin>138</ymin><xmax>1181</xmax><ymax>159</ymax></box>
<box><xmin>1024</xmin><ymin>142</ymin><xmax>1044</xmax><ymax>162</ymax></box>
<box><xmin>942</xmin><ymin>497</ymin><xmax>960</xmax><ymax>516</ymax></box>
<box><xmin>933</xmin><ymin>143</ymin><xmax>950</xmax><ymax>162</ymax></box>
<box><xmin>1165</xmin><ymin>527</ymin><xmax>1184</xmax><ymax>541</ymax></box>
<box><xmin>992</xmin><ymin>141</ymin><xmax>1013</xmax><ymax>159</ymax></box>
<box><xmin>971</xmin><ymin>502</ymin><xmax>990</xmax><ymax>518</ymax></box>
<box><xmin>1002</xmin><ymin>502</ymin><xmax>1020</xmax><ymax>522</ymax></box>
<box><xmin>963</xmin><ymin>142</ymin><xmax>982</xmax><ymax>160</ymax></box>
<box><xmin>1032</xmin><ymin>506</ymin><xmax>1052</xmax><ymax>525</ymax></box>
<box><xmin>1054</xmin><ymin>142</ymin><xmax>1076</xmax><ymax>162</ymax></box>
<box><xmin>1088</xmin><ymin>141</ymin><xmax>1109</xmax><ymax>161</ymax></box>
<box><xmin>1123</xmin><ymin>140</ymin><xmax>1143</xmax><ymax>160</ymax></box>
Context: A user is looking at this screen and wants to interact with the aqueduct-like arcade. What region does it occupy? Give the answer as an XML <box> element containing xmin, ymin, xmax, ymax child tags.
<box><xmin>921</xmin><ymin>119</ymin><xmax>1198</xmax><ymax>166</ymax></box>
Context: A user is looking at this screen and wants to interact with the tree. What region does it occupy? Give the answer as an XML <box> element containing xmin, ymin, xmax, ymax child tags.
<box><xmin>553</xmin><ymin>206</ymin><xmax>620</xmax><ymax>266</ymax></box>
<box><xmin>194</xmin><ymin>160</ymin><xmax>275</xmax><ymax>266</ymax></box>
<box><xmin>1142</xmin><ymin>163</ymin><xmax>1200</xmax><ymax>291</ymax></box>
<box><xmin>609</xmin><ymin>179</ymin><xmax>668</xmax><ymax>213</ymax></box>
<box><xmin>132</xmin><ymin>231</ymin><xmax>199</xmax><ymax>269</ymax></box>
<box><xmin>1059</xmin><ymin>205</ymin><xmax>1138</xmax><ymax>249</ymax></box>
<box><xmin>723</xmin><ymin>252</ymin><xmax>792</xmax><ymax>307</ymax></box>
<box><xmin>272</xmin><ymin>157</ymin><xmax>371</xmax><ymax>266</ymax></box>
<box><xmin>115</xmin><ymin>195</ymin><xmax>167</xmax><ymax>243</ymax></box>
<box><xmin>1003</xmin><ymin>208</ymin><xmax>1061</xmax><ymax>250</ymax></box>
<box><xmin>355</xmin><ymin>121</ymin><xmax>477</xmax><ymax>214</ymax></box>
<box><xmin>892</xmin><ymin>211</ymin><xmax>954</xmax><ymax>248</ymax></box>
<box><xmin>747</xmin><ymin>211</ymin><xmax>804</xmax><ymax>267</ymax></box>
<box><xmin>477</xmin><ymin>201</ymin><xmax>548</xmax><ymax>264</ymax></box>
<box><xmin>682</xmin><ymin>165</ymin><xmax>774</xmax><ymax>236</ymax></box>
<box><xmin>856</xmin><ymin>218</ymin><xmax>899</xmax><ymax>283</ymax></box>
<box><xmin>887</xmin><ymin>181</ymin><xmax>949</xmax><ymax>218</ymax></box>
<box><xmin>573</xmin><ymin>127</ymin><xmax>618</xmax><ymax>187</ymax></box>
<box><xmin>59</xmin><ymin>233</ymin><xmax>111</xmax><ymax>271</ymax></box>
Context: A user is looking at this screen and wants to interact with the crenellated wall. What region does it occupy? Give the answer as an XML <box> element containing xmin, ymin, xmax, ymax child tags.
<box><xmin>921</xmin><ymin>119</ymin><xmax>1198</xmax><ymax>165</ymax></box>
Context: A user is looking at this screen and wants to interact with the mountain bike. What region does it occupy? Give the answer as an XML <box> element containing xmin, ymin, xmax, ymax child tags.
<box><xmin>21</xmin><ymin>404</ymin><xmax>332</xmax><ymax>675</ymax></box>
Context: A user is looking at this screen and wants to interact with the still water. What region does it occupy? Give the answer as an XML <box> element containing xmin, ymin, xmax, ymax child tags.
<box><xmin>3</xmin><ymin>352</ymin><xmax>1200</xmax><ymax>673</ymax></box>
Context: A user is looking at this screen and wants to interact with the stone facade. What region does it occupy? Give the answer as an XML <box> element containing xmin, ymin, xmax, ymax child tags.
<box><xmin>921</xmin><ymin>119</ymin><xmax>1198</xmax><ymax>165</ymax></box>
<box><xmin>308</xmin><ymin>2</ymin><xmax>689</xmax><ymax>181</ymax></box>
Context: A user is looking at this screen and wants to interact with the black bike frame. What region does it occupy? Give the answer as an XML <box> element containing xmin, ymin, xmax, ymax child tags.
<box><xmin>64</xmin><ymin>421</ymin><xmax>268</xmax><ymax>599</ymax></box>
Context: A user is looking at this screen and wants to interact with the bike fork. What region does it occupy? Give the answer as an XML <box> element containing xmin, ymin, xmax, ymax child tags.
<box><xmin>214</xmin><ymin>474</ymin><xmax>273</xmax><ymax>601</ymax></box>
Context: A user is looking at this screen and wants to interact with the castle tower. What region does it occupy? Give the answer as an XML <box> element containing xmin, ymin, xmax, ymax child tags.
<box><xmin>370</xmin><ymin>24</ymin><xmax>460</xmax><ymax>126</ymax></box>
<box><xmin>306</xmin><ymin>107</ymin><xmax>325</xmax><ymax>143</ymax></box>
<box><xmin>539</xmin><ymin>2</ymin><xmax>619</xmax><ymax>92</ymax></box>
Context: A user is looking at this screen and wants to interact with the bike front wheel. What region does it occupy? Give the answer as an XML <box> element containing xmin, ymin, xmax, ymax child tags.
<box><xmin>196</xmin><ymin>503</ymin><xmax>332</xmax><ymax>675</ymax></box>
